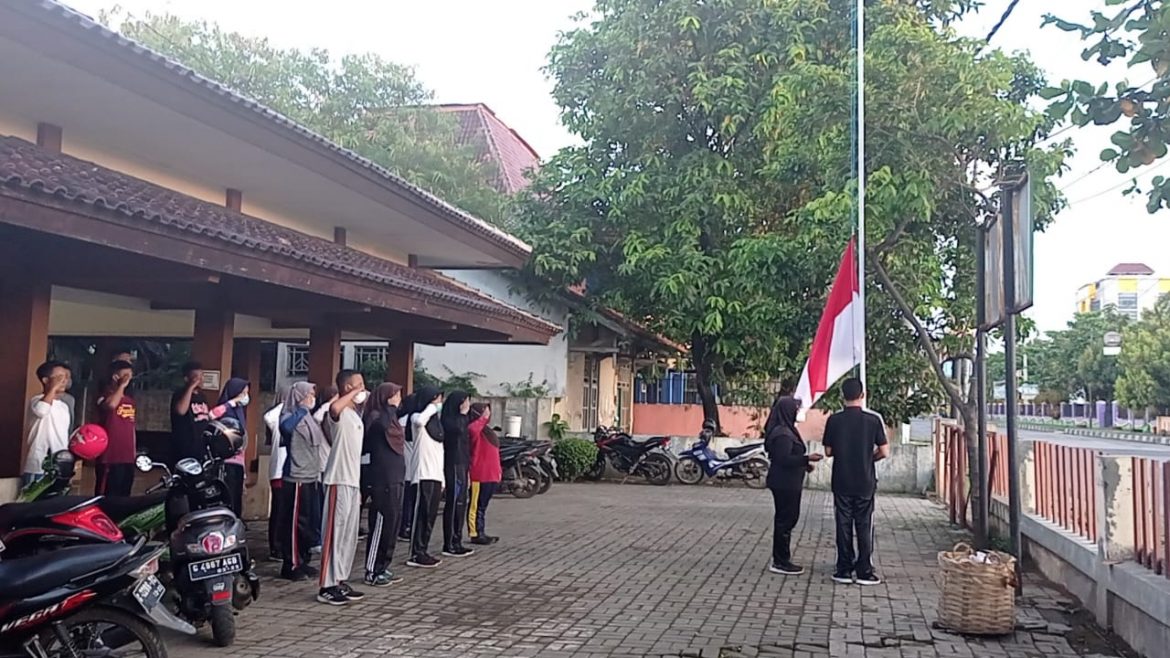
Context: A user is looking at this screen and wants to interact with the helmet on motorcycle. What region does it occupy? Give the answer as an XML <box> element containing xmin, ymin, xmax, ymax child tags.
<box><xmin>52</xmin><ymin>450</ymin><xmax>77</xmax><ymax>479</ymax></box>
<box><xmin>204</xmin><ymin>418</ymin><xmax>244</xmax><ymax>460</ymax></box>
<box><xmin>69</xmin><ymin>424</ymin><xmax>109</xmax><ymax>461</ymax></box>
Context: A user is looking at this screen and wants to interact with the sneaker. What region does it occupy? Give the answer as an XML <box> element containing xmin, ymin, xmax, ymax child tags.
<box><xmin>300</xmin><ymin>564</ymin><xmax>320</xmax><ymax>578</ymax></box>
<box><xmin>365</xmin><ymin>571</ymin><xmax>404</xmax><ymax>587</ymax></box>
<box><xmin>831</xmin><ymin>571</ymin><xmax>854</xmax><ymax>584</ymax></box>
<box><xmin>855</xmin><ymin>572</ymin><xmax>883</xmax><ymax>586</ymax></box>
<box><xmin>397</xmin><ymin>534</ymin><xmax>411</xmax><ymax>543</ymax></box>
<box><xmin>442</xmin><ymin>546</ymin><xmax>475</xmax><ymax>558</ymax></box>
<box><xmin>407</xmin><ymin>554</ymin><xmax>441</xmax><ymax>569</ymax></box>
<box><xmin>338</xmin><ymin>583</ymin><xmax>366</xmax><ymax>601</ymax></box>
<box><xmin>280</xmin><ymin>569</ymin><xmax>307</xmax><ymax>582</ymax></box>
<box><xmin>316</xmin><ymin>587</ymin><xmax>349</xmax><ymax>606</ymax></box>
<box><xmin>310</xmin><ymin>545</ymin><xmax>322</xmax><ymax>555</ymax></box>
<box><xmin>769</xmin><ymin>561</ymin><xmax>804</xmax><ymax>575</ymax></box>
<box><xmin>470</xmin><ymin>536</ymin><xmax>494</xmax><ymax>546</ymax></box>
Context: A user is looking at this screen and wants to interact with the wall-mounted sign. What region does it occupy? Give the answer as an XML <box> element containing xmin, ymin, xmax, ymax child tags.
<box><xmin>201</xmin><ymin>370</ymin><xmax>222</xmax><ymax>391</ymax></box>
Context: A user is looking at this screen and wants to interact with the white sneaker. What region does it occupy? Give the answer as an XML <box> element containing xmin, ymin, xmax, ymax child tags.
<box><xmin>855</xmin><ymin>573</ymin><xmax>882</xmax><ymax>586</ymax></box>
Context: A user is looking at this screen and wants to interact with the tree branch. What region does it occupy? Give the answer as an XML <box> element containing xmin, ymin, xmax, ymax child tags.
<box><xmin>871</xmin><ymin>255</ymin><xmax>967</xmax><ymax>412</ymax></box>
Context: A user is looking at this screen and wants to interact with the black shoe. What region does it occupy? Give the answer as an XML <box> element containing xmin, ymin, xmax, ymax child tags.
<box><xmin>442</xmin><ymin>546</ymin><xmax>475</xmax><ymax>557</ymax></box>
<box><xmin>832</xmin><ymin>571</ymin><xmax>855</xmax><ymax>584</ymax></box>
<box><xmin>407</xmin><ymin>554</ymin><xmax>441</xmax><ymax>569</ymax></box>
<box><xmin>300</xmin><ymin>564</ymin><xmax>320</xmax><ymax>578</ymax></box>
<box><xmin>316</xmin><ymin>587</ymin><xmax>349</xmax><ymax>606</ymax></box>
<box><xmin>364</xmin><ymin>571</ymin><xmax>403</xmax><ymax>587</ymax></box>
<box><xmin>338</xmin><ymin>582</ymin><xmax>366</xmax><ymax>601</ymax></box>
<box><xmin>280</xmin><ymin>568</ymin><xmax>307</xmax><ymax>582</ymax></box>
<box><xmin>769</xmin><ymin>561</ymin><xmax>804</xmax><ymax>575</ymax></box>
<box><xmin>855</xmin><ymin>572</ymin><xmax>882</xmax><ymax>586</ymax></box>
<box><xmin>470</xmin><ymin>536</ymin><xmax>493</xmax><ymax>546</ymax></box>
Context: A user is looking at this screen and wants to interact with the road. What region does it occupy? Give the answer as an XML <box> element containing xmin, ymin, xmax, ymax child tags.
<box><xmin>912</xmin><ymin>416</ymin><xmax>1170</xmax><ymax>460</ymax></box>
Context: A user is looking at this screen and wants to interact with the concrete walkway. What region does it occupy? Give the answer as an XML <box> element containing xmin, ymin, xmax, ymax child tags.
<box><xmin>167</xmin><ymin>484</ymin><xmax>1134</xmax><ymax>658</ymax></box>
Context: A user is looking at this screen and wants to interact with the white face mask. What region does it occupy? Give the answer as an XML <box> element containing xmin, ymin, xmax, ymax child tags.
<box><xmin>795</xmin><ymin>409</ymin><xmax>808</xmax><ymax>424</ymax></box>
<box><xmin>354</xmin><ymin>390</ymin><xmax>369</xmax><ymax>405</ymax></box>
<box><xmin>237</xmin><ymin>394</ymin><xmax>250</xmax><ymax>407</ymax></box>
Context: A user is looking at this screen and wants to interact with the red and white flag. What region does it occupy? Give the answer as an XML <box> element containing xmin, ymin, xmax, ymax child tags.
<box><xmin>794</xmin><ymin>238</ymin><xmax>864</xmax><ymax>408</ymax></box>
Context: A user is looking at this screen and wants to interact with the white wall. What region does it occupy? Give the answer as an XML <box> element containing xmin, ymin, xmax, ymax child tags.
<box><xmin>415</xmin><ymin>270</ymin><xmax>570</xmax><ymax>397</ymax></box>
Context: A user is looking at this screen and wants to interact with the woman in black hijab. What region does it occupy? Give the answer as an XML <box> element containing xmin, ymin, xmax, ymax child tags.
<box><xmin>764</xmin><ymin>396</ymin><xmax>822</xmax><ymax>575</ymax></box>
<box><xmin>440</xmin><ymin>390</ymin><xmax>473</xmax><ymax>557</ymax></box>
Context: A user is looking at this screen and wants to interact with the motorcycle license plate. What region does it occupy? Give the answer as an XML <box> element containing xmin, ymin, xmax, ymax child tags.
<box><xmin>187</xmin><ymin>554</ymin><xmax>243</xmax><ymax>581</ymax></box>
<box><xmin>132</xmin><ymin>575</ymin><xmax>166</xmax><ymax>611</ymax></box>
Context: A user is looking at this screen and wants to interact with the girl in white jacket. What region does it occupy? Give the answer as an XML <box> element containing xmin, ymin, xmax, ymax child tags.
<box><xmin>407</xmin><ymin>386</ymin><xmax>445</xmax><ymax>568</ymax></box>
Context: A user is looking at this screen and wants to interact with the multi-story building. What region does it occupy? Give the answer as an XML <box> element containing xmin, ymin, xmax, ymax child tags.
<box><xmin>1075</xmin><ymin>263</ymin><xmax>1170</xmax><ymax>320</ymax></box>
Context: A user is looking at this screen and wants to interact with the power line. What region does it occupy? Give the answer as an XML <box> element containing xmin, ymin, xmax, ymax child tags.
<box><xmin>1068</xmin><ymin>158</ymin><xmax>1170</xmax><ymax>206</ymax></box>
<box><xmin>983</xmin><ymin>0</ymin><xmax>1022</xmax><ymax>46</ymax></box>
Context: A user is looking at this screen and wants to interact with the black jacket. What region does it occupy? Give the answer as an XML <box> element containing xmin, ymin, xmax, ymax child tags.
<box><xmin>765</xmin><ymin>425</ymin><xmax>808</xmax><ymax>491</ymax></box>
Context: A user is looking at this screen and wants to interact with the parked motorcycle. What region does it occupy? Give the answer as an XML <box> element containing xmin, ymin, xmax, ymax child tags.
<box><xmin>497</xmin><ymin>444</ymin><xmax>547</xmax><ymax>499</ymax></box>
<box><xmin>674</xmin><ymin>424</ymin><xmax>769</xmax><ymax>488</ymax></box>
<box><xmin>499</xmin><ymin>437</ymin><xmax>558</xmax><ymax>494</ymax></box>
<box><xmin>134</xmin><ymin>419</ymin><xmax>260</xmax><ymax>648</ymax></box>
<box><xmin>584</xmin><ymin>426</ymin><xmax>673</xmax><ymax>485</ymax></box>
<box><xmin>0</xmin><ymin>495</ymin><xmax>125</xmax><ymax>558</ymax></box>
<box><xmin>0</xmin><ymin>537</ymin><xmax>195</xmax><ymax>657</ymax></box>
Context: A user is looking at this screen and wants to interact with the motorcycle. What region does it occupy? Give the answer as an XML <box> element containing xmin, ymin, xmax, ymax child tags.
<box><xmin>0</xmin><ymin>537</ymin><xmax>195</xmax><ymax>657</ymax></box>
<box><xmin>584</xmin><ymin>426</ymin><xmax>674</xmax><ymax>485</ymax></box>
<box><xmin>497</xmin><ymin>445</ymin><xmax>547</xmax><ymax>499</ymax></box>
<box><xmin>674</xmin><ymin>426</ymin><xmax>769</xmax><ymax>488</ymax></box>
<box><xmin>499</xmin><ymin>437</ymin><xmax>558</xmax><ymax>494</ymax></box>
<box><xmin>134</xmin><ymin>418</ymin><xmax>260</xmax><ymax>648</ymax></box>
<box><xmin>0</xmin><ymin>495</ymin><xmax>125</xmax><ymax>558</ymax></box>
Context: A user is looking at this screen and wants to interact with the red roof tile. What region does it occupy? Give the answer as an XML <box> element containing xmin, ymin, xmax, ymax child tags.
<box><xmin>1107</xmin><ymin>262</ymin><xmax>1155</xmax><ymax>276</ymax></box>
<box><xmin>437</xmin><ymin>104</ymin><xmax>541</xmax><ymax>194</ymax></box>
<box><xmin>0</xmin><ymin>136</ymin><xmax>559</xmax><ymax>337</ymax></box>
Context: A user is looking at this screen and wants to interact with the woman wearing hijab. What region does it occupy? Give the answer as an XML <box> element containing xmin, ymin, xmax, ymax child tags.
<box><xmin>277</xmin><ymin>382</ymin><xmax>324</xmax><ymax>581</ymax></box>
<box><xmin>216</xmin><ymin>377</ymin><xmax>251</xmax><ymax>517</ymax></box>
<box><xmin>764</xmin><ymin>396</ymin><xmax>823</xmax><ymax>576</ymax></box>
<box><xmin>440</xmin><ymin>391</ymin><xmax>473</xmax><ymax>558</ymax></box>
<box><xmin>361</xmin><ymin>382</ymin><xmax>406</xmax><ymax>587</ymax></box>
<box><xmin>407</xmin><ymin>386</ymin><xmax>445</xmax><ymax>568</ymax></box>
<box><xmin>467</xmin><ymin>402</ymin><xmax>501</xmax><ymax>545</ymax></box>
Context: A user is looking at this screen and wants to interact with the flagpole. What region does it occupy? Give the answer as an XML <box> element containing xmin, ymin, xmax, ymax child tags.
<box><xmin>856</xmin><ymin>0</ymin><xmax>867</xmax><ymax>391</ymax></box>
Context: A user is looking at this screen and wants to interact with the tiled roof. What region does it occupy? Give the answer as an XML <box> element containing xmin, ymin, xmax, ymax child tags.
<box><xmin>1107</xmin><ymin>262</ymin><xmax>1155</xmax><ymax>276</ymax></box>
<box><xmin>0</xmin><ymin>136</ymin><xmax>559</xmax><ymax>337</ymax></box>
<box><xmin>19</xmin><ymin>0</ymin><xmax>531</xmax><ymax>261</ymax></box>
<box><xmin>437</xmin><ymin>104</ymin><xmax>541</xmax><ymax>195</ymax></box>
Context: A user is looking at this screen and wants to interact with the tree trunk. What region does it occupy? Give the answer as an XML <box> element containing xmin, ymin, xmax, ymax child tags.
<box><xmin>691</xmin><ymin>333</ymin><xmax>723</xmax><ymax>435</ymax></box>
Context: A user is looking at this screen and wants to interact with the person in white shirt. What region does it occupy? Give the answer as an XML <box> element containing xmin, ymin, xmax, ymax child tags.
<box><xmin>264</xmin><ymin>392</ymin><xmax>287</xmax><ymax>562</ymax></box>
<box><xmin>317</xmin><ymin>370</ymin><xmax>368</xmax><ymax>606</ymax></box>
<box><xmin>23</xmin><ymin>361</ymin><xmax>74</xmax><ymax>488</ymax></box>
<box><xmin>408</xmin><ymin>386</ymin><xmax>446</xmax><ymax>569</ymax></box>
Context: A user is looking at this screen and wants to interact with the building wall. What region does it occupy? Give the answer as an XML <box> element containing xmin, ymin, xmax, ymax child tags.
<box><xmin>556</xmin><ymin>352</ymin><xmax>587</xmax><ymax>431</ymax></box>
<box><xmin>1076</xmin><ymin>275</ymin><xmax>1170</xmax><ymax>320</ymax></box>
<box><xmin>415</xmin><ymin>270</ymin><xmax>570</xmax><ymax>397</ymax></box>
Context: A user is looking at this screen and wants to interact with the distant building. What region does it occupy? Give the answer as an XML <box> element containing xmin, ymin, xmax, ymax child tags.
<box><xmin>1075</xmin><ymin>262</ymin><xmax>1170</xmax><ymax>320</ymax></box>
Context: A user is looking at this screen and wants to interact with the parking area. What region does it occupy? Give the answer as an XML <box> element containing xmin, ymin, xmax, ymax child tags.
<box><xmin>168</xmin><ymin>484</ymin><xmax>1130</xmax><ymax>658</ymax></box>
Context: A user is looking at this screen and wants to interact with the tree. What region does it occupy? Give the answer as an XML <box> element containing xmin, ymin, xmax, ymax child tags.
<box><xmin>105</xmin><ymin>11</ymin><xmax>511</xmax><ymax>227</ymax></box>
<box><xmin>1043</xmin><ymin>1</ymin><xmax>1170</xmax><ymax>213</ymax></box>
<box><xmin>1116</xmin><ymin>298</ymin><xmax>1170</xmax><ymax>411</ymax></box>
<box><xmin>519</xmin><ymin>0</ymin><xmax>1064</xmax><ymax>444</ymax></box>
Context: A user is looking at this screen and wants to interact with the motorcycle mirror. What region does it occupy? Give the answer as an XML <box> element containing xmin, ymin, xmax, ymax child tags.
<box><xmin>135</xmin><ymin>454</ymin><xmax>155</xmax><ymax>473</ymax></box>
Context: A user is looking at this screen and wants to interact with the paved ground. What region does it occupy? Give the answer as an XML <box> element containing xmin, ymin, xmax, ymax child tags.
<box><xmin>166</xmin><ymin>483</ymin><xmax>1131</xmax><ymax>658</ymax></box>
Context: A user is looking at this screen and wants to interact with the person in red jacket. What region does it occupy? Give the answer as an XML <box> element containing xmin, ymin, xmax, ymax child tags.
<box><xmin>466</xmin><ymin>403</ymin><xmax>501</xmax><ymax>545</ymax></box>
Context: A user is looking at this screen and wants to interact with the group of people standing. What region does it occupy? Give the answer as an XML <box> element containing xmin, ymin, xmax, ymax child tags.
<box><xmin>763</xmin><ymin>377</ymin><xmax>890</xmax><ymax>585</ymax></box>
<box><xmin>267</xmin><ymin>373</ymin><xmax>503</xmax><ymax>606</ymax></box>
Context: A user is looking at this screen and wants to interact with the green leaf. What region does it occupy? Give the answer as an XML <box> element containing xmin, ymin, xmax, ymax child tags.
<box><xmin>1100</xmin><ymin>148</ymin><xmax>1120</xmax><ymax>161</ymax></box>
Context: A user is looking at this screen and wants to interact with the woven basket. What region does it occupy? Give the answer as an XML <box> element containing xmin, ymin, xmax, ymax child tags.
<box><xmin>936</xmin><ymin>542</ymin><xmax>1017</xmax><ymax>636</ymax></box>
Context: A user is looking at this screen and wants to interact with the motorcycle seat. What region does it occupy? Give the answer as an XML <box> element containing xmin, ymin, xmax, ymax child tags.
<box><xmin>97</xmin><ymin>491</ymin><xmax>167</xmax><ymax>522</ymax></box>
<box><xmin>724</xmin><ymin>443</ymin><xmax>763</xmax><ymax>458</ymax></box>
<box><xmin>0</xmin><ymin>543</ymin><xmax>134</xmax><ymax>600</ymax></box>
<box><xmin>0</xmin><ymin>495</ymin><xmax>97</xmax><ymax>530</ymax></box>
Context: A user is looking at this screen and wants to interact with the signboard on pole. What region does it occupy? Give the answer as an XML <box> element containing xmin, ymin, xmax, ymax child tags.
<box><xmin>1103</xmin><ymin>331</ymin><xmax>1122</xmax><ymax>356</ymax></box>
<box><xmin>1010</xmin><ymin>174</ymin><xmax>1034</xmax><ymax>314</ymax></box>
<box><xmin>979</xmin><ymin>168</ymin><xmax>1034</xmax><ymax>328</ymax></box>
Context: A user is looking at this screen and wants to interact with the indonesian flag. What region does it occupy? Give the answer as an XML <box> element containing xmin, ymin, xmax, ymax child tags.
<box><xmin>794</xmin><ymin>238</ymin><xmax>864</xmax><ymax>408</ymax></box>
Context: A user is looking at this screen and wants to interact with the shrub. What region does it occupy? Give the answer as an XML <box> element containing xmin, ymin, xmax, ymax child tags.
<box><xmin>552</xmin><ymin>437</ymin><xmax>598</xmax><ymax>480</ymax></box>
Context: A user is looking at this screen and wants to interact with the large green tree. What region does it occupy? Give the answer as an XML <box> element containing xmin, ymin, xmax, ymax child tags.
<box><xmin>105</xmin><ymin>11</ymin><xmax>510</xmax><ymax>227</ymax></box>
<box><xmin>1116</xmin><ymin>298</ymin><xmax>1170</xmax><ymax>411</ymax></box>
<box><xmin>519</xmin><ymin>0</ymin><xmax>1063</xmax><ymax>439</ymax></box>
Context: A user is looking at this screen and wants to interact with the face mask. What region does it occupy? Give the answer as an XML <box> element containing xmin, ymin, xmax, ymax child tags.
<box><xmin>237</xmin><ymin>394</ymin><xmax>250</xmax><ymax>407</ymax></box>
<box><xmin>795</xmin><ymin>409</ymin><xmax>808</xmax><ymax>423</ymax></box>
<box><xmin>354</xmin><ymin>391</ymin><xmax>369</xmax><ymax>405</ymax></box>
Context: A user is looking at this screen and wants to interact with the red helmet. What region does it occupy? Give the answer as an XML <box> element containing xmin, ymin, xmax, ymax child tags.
<box><xmin>69</xmin><ymin>424</ymin><xmax>109</xmax><ymax>461</ymax></box>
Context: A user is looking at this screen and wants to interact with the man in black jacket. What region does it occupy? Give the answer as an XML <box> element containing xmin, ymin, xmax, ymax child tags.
<box><xmin>822</xmin><ymin>378</ymin><xmax>890</xmax><ymax>586</ymax></box>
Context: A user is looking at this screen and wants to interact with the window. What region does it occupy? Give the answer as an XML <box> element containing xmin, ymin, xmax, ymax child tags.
<box><xmin>583</xmin><ymin>355</ymin><xmax>601</xmax><ymax>429</ymax></box>
<box><xmin>353</xmin><ymin>345</ymin><xmax>388</xmax><ymax>368</ymax></box>
<box><xmin>286</xmin><ymin>345</ymin><xmax>309</xmax><ymax>377</ymax></box>
<box><xmin>1118</xmin><ymin>293</ymin><xmax>1139</xmax><ymax>309</ymax></box>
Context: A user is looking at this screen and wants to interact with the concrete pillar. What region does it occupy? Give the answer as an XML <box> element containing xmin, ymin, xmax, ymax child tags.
<box><xmin>1019</xmin><ymin>441</ymin><xmax>1037</xmax><ymax>516</ymax></box>
<box><xmin>233</xmin><ymin>339</ymin><xmax>266</xmax><ymax>521</ymax></box>
<box><xmin>191</xmin><ymin>308</ymin><xmax>234</xmax><ymax>402</ymax></box>
<box><xmin>387</xmin><ymin>340</ymin><xmax>414</xmax><ymax>391</ymax></box>
<box><xmin>308</xmin><ymin>326</ymin><xmax>342</xmax><ymax>390</ymax></box>
<box><xmin>0</xmin><ymin>279</ymin><xmax>51</xmax><ymax>478</ymax></box>
<box><xmin>1098</xmin><ymin>455</ymin><xmax>1136</xmax><ymax>563</ymax></box>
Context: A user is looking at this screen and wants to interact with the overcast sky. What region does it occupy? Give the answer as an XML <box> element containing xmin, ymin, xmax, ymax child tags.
<box><xmin>66</xmin><ymin>0</ymin><xmax>1170</xmax><ymax>334</ymax></box>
